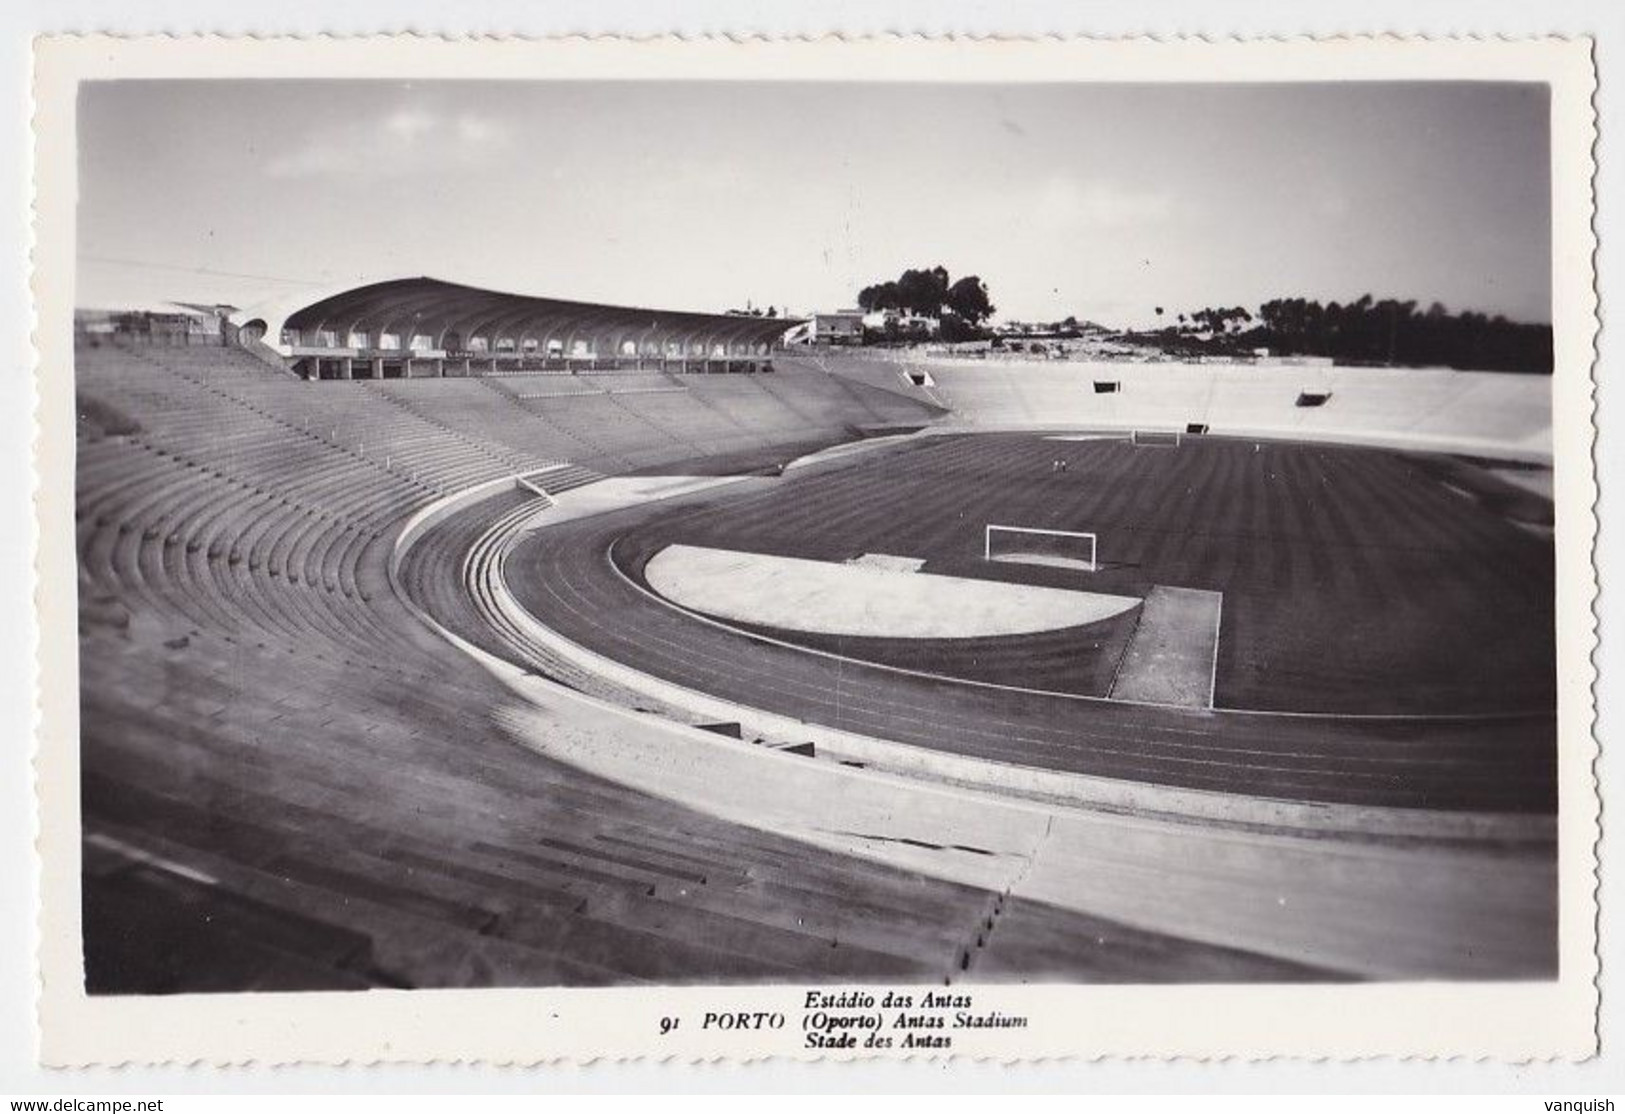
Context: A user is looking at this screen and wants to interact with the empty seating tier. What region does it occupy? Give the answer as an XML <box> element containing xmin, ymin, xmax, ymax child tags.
<box><xmin>82</xmin><ymin>338</ymin><xmax>1099</xmax><ymax>990</ymax></box>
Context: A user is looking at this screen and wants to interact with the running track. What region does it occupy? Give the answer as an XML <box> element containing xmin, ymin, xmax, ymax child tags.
<box><xmin>500</xmin><ymin>483</ymin><xmax>1557</xmax><ymax>814</ymax></box>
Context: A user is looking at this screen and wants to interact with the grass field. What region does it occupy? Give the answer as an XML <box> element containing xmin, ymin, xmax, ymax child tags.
<box><xmin>613</xmin><ymin>433</ymin><xmax>1555</xmax><ymax>716</ymax></box>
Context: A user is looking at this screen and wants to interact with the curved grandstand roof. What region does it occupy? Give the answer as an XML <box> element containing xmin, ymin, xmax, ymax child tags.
<box><xmin>268</xmin><ymin>276</ymin><xmax>803</xmax><ymax>352</ymax></box>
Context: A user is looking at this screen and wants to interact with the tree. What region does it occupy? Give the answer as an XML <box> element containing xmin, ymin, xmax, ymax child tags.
<box><xmin>857</xmin><ymin>281</ymin><xmax>902</xmax><ymax>312</ymax></box>
<box><xmin>896</xmin><ymin>266</ymin><xmax>951</xmax><ymax>316</ymax></box>
<box><xmin>939</xmin><ymin>313</ymin><xmax>984</xmax><ymax>343</ymax></box>
<box><xmin>945</xmin><ymin>275</ymin><xmax>995</xmax><ymax>325</ymax></box>
<box><xmin>1238</xmin><ymin>294</ymin><xmax>1548</xmax><ymax>372</ymax></box>
<box><xmin>854</xmin><ymin>266</ymin><xmax>996</xmax><ymax>339</ymax></box>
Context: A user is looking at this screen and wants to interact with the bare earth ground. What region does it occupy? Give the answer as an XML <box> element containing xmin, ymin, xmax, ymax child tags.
<box><xmin>1108</xmin><ymin>586</ymin><xmax>1223</xmax><ymax>708</ymax></box>
<box><xmin>644</xmin><ymin>543</ymin><xmax>1139</xmax><ymax>638</ymax></box>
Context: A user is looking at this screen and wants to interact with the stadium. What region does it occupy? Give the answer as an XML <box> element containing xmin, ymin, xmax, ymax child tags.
<box><xmin>74</xmin><ymin>274</ymin><xmax>1557</xmax><ymax>991</ymax></box>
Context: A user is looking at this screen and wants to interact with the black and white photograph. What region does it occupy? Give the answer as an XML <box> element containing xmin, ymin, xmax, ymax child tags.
<box><xmin>30</xmin><ymin>35</ymin><xmax>1599</xmax><ymax>1064</ymax></box>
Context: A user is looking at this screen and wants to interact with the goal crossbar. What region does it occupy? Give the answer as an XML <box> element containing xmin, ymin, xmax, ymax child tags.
<box><xmin>985</xmin><ymin>524</ymin><xmax>1098</xmax><ymax>571</ymax></box>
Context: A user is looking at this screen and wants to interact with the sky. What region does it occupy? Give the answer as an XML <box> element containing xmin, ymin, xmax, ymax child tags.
<box><xmin>75</xmin><ymin>80</ymin><xmax>1553</xmax><ymax>327</ymax></box>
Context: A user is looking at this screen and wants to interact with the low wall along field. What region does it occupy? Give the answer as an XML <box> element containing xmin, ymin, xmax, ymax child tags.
<box><xmin>807</xmin><ymin>354</ymin><xmax>1553</xmax><ymax>461</ymax></box>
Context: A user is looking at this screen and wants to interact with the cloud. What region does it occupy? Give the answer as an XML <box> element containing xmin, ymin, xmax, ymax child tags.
<box><xmin>265</xmin><ymin>106</ymin><xmax>513</xmax><ymax>180</ymax></box>
<box><xmin>384</xmin><ymin>109</ymin><xmax>436</xmax><ymax>142</ymax></box>
<box><xmin>1032</xmin><ymin>178</ymin><xmax>1179</xmax><ymax>229</ymax></box>
<box><xmin>453</xmin><ymin>114</ymin><xmax>504</xmax><ymax>145</ymax></box>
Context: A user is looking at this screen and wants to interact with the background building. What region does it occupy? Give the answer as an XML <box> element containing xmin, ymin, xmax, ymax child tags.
<box><xmin>806</xmin><ymin>309</ymin><xmax>866</xmax><ymax>346</ymax></box>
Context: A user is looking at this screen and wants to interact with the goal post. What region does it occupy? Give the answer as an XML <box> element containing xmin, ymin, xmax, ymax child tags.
<box><xmin>1131</xmin><ymin>429</ymin><xmax>1182</xmax><ymax>448</ymax></box>
<box><xmin>985</xmin><ymin>524</ymin><xmax>1098</xmax><ymax>572</ymax></box>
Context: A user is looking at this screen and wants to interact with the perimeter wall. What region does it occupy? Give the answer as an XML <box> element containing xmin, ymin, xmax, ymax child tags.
<box><xmin>808</xmin><ymin>354</ymin><xmax>1553</xmax><ymax>462</ymax></box>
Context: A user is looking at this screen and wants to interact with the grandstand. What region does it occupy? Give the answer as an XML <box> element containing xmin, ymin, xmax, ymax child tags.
<box><xmin>245</xmin><ymin>276</ymin><xmax>806</xmax><ymax>379</ymax></box>
<box><xmin>74</xmin><ymin>284</ymin><xmax>1560</xmax><ymax>992</ymax></box>
<box><xmin>806</xmin><ymin>353</ymin><xmax>1553</xmax><ymax>460</ymax></box>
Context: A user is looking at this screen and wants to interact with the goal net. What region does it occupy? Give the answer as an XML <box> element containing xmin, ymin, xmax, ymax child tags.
<box><xmin>1131</xmin><ymin>429</ymin><xmax>1182</xmax><ymax>448</ymax></box>
<box><xmin>985</xmin><ymin>525</ymin><xmax>1098</xmax><ymax>572</ymax></box>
